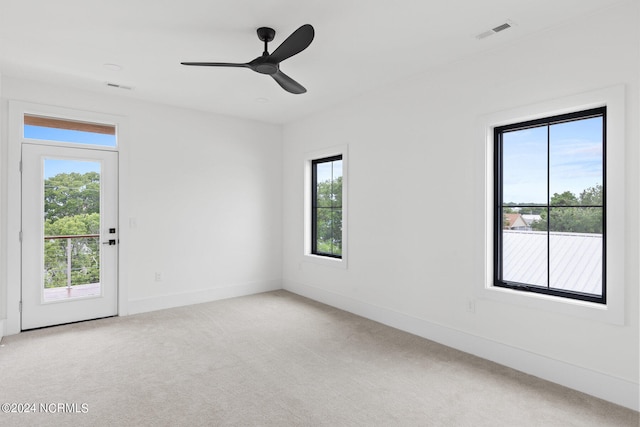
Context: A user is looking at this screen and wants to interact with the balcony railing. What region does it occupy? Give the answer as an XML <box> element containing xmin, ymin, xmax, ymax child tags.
<box><xmin>44</xmin><ymin>234</ymin><xmax>100</xmax><ymax>299</ymax></box>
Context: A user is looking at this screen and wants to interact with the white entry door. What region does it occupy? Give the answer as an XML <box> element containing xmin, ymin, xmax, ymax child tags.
<box><xmin>21</xmin><ymin>143</ymin><xmax>118</xmax><ymax>329</ymax></box>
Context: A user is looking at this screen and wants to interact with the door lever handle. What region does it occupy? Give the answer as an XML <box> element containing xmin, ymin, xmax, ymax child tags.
<box><xmin>102</xmin><ymin>239</ymin><xmax>117</xmax><ymax>246</ymax></box>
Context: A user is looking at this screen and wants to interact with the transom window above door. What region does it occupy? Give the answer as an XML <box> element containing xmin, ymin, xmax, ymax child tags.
<box><xmin>24</xmin><ymin>114</ymin><xmax>117</xmax><ymax>147</ymax></box>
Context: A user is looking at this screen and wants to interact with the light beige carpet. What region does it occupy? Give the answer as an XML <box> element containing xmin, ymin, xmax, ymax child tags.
<box><xmin>0</xmin><ymin>290</ymin><xmax>637</xmax><ymax>426</ymax></box>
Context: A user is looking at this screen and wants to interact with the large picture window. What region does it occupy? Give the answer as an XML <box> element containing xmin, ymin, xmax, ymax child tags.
<box><xmin>494</xmin><ymin>107</ymin><xmax>606</xmax><ymax>303</ymax></box>
<box><xmin>311</xmin><ymin>155</ymin><xmax>343</xmax><ymax>258</ymax></box>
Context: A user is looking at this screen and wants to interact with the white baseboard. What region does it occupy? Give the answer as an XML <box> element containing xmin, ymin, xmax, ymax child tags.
<box><xmin>283</xmin><ymin>280</ymin><xmax>639</xmax><ymax>411</ymax></box>
<box><xmin>128</xmin><ymin>279</ymin><xmax>282</xmax><ymax>315</ymax></box>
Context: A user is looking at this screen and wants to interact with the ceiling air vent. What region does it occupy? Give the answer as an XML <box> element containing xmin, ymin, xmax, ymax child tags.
<box><xmin>492</xmin><ymin>23</ymin><xmax>511</xmax><ymax>33</ymax></box>
<box><xmin>476</xmin><ymin>20</ymin><xmax>515</xmax><ymax>40</ymax></box>
<box><xmin>106</xmin><ymin>82</ymin><xmax>133</xmax><ymax>90</ymax></box>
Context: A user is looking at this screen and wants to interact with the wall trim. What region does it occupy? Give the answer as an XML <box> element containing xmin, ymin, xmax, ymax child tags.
<box><xmin>127</xmin><ymin>279</ymin><xmax>282</xmax><ymax>315</ymax></box>
<box><xmin>4</xmin><ymin>100</ymin><xmax>130</xmax><ymax>336</ymax></box>
<box><xmin>283</xmin><ymin>279</ymin><xmax>639</xmax><ymax>411</ymax></box>
<box><xmin>477</xmin><ymin>85</ymin><xmax>626</xmax><ymax>325</ymax></box>
<box><xmin>302</xmin><ymin>144</ymin><xmax>349</xmax><ymax>269</ymax></box>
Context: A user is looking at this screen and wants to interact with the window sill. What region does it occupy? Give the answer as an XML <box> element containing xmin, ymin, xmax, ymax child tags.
<box><xmin>303</xmin><ymin>253</ymin><xmax>347</xmax><ymax>269</ymax></box>
<box><xmin>476</xmin><ymin>283</ymin><xmax>623</xmax><ymax>325</ymax></box>
<box><xmin>477</xmin><ymin>85</ymin><xmax>626</xmax><ymax>326</ymax></box>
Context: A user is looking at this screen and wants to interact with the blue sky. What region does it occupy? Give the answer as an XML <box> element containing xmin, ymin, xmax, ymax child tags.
<box><xmin>25</xmin><ymin>124</ymin><xmax>112</xmax><ymax>179</ymax></box>
<box><xmin>502</xmin><ymin>117</ymin><xmax>603</xmax><ymax>204</ymax></box>
<box><xmin>316</xmin><ymin>159</ymin><xmax>343</xmax><ymax>184</ymax></box>
<box><xmin>44</xmin><ymin>159</ymin><xmax>100</xmax><ymax>179</ymax></box>
<box><xmin>25</xmin><ymin>125</ymin><xmax>116</xmax><ymax>147</ymax></box>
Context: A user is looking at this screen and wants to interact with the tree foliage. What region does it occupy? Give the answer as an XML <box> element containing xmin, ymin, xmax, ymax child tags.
<box><xmin>531</xmin><ymin>185</ymin><xmax>603</xmax><ymax>233</ymax></box>
<box><xmin>45</xmin><ymin>171</ymin><xmax>100</xmax><ymax>221</ymax></box>
<box><xmin>45</xmin><ymin>213</ymin><xmax>100</xmax><ymax>236</ymax></box>
<box><xmin>315</xmin><ymin>176</ymin><xmax>342</xmax><ymax>255</ymax></box>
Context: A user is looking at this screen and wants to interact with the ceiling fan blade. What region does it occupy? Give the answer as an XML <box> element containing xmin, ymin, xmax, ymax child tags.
<box><xmin>181</xmin><ymin>62</ymin><xmax>249</xmax><ymax>68</ymax></box>
<box><xmin>269</xmin><ymin>24</ymin><xmax>314</xmax><ymax>63</ymax></box>
<box><xmin>271</xmin><ymin>70</ymin><xmax>306</xmax><ymax>94</ymax></box>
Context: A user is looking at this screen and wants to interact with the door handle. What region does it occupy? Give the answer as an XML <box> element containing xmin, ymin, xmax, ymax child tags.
<box><xmin>102</xmin><ymin>239</ymin><xmax>117</xmax><ymax>246</ymax></box>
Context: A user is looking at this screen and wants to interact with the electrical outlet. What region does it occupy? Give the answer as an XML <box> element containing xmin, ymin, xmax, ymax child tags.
<box><xmin>154</xmin><ymin>272</ymin><xmax>162</xmax><ymax>282</ymax></box>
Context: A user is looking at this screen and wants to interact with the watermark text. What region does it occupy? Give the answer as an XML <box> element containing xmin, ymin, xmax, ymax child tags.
<box><xmin>2</xmin><ymin>402</ymin><xmax>89</xmax><ymax>414</ymax></box>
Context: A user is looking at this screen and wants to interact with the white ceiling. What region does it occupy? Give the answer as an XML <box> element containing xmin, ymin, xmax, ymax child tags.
<box><xmin>0</xmin><ymin>0</ymin><xmax>629</xmax><ymax>124</ymax></box>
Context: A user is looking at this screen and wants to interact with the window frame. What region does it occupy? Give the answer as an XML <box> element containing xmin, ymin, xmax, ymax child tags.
<box><xmin>477</xmin><ymin>86</ymin><xmax>625</xmax><ymax>325</ymax></box>
<box><xmin>21</xmin><ymin>110</ymin><xmax>119</xmax><ymax>150</ymax></box>
<box><xmin>311</xmin><ymin>155</ymin><xmax>344</xmax><ymax>259</ymax></box>
<box><xmin>493</xmin><ymin>107</ymin><xmax>607</xmax><ymax>304</ymax></box>
<box><xmin>303</xmin><ymin>145</ymin><xmax>348</xmax><ymax>268</ymax></box>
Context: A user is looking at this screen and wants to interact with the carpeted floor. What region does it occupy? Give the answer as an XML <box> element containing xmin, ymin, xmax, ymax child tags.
<box><xmin>0</xmin><ymin>290</ymin><xmax>637</xmax><ymax>426</ymax></box>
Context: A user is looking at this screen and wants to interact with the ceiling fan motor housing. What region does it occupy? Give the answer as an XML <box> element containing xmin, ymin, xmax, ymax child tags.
<box><xmin>254</xmin><ymin>61</ymin><xmax>279</xmax><ymax>75</ymax></box>
<box><xmin>257</xmin><ymin>27</ymin><xmax>276</xmax><ymax>43</ymax></box>
<box><xmin>255</xmin><ymin>27</ymin><xmax>279</xmax><ymax>74</ymax></box>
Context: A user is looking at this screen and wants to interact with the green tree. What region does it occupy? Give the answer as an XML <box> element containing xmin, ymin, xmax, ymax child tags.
<box><xmin>550</xmin><ymin>191</ymin><xmax>579</xmax><ymax>206</ymax></box>
<box><xmin>531</xmin><ymin>185</ymin><xmax>603</xmax><ymax>233</ymax></box>
<box><xmin>44</xmin><ymin>213</ymin><xmax>101</xmax><ymax>288</ymax></box>
<box><xmin>44</xmin><ymin>213</ymin><xmax>100</xmax><ymax>236</ymax></box>
<box><xmin>43</xmin><ymin>171</ymin><xmax>101</xmax><ymax>288</ymax></box>
<box><xmin>315</xmin><ymin>176</ymin><xmax>342</xmax><ymax>255</ymax></box>
<box><xmin>580</xmin><ymin>184</ymin><xmax>603</xmax><ymax>205</ymax></box>
<box><xmin>45</xmin><ymin>172</ymin><xmax>100</xmax><ymax>221</ymax></box>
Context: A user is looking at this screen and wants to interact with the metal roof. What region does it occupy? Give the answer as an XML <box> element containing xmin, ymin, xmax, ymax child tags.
<box><xmin>502</xmin><ymin>230</ymin><xmax>602</xmax><ymax>295</ymax></box>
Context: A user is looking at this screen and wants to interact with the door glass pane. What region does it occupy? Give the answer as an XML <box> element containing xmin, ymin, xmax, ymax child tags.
<box><xmin>43</xmin><ymin>159</ymin><xmax>102</xmax><ymax>301</ymax></box>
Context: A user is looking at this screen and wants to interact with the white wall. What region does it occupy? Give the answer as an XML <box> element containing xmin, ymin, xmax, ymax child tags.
<box><xmin>0</xmin><ymin>76</ymin><xmax>283</xmax><ymax>331</ymax></box>
<box><xmin>0</xmin><ymin>72</ymin><xmax>4</xmax><ymax>340</ymax></box>
<box><xmin>282</xmin><ymin>2</ymin><xmax>639</xmax><ymax>410</ymax></box>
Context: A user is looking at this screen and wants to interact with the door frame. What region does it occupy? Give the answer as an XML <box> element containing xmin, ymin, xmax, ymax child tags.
<box><xmin>21</xmin><ymin>144</ymin><xmax>119</xmax><ymax>329</ymax></box>
<box><xmin>5</xmin><ymin>100</ymin><xmax>130</xmax><ymax>335</ymax></box>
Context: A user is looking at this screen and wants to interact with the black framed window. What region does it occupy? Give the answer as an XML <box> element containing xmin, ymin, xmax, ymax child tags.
<box><xmin>494</xmin><ymin>107</ymin><xmax>606</xmax><ymax>303</ymax></box>
<box><xmin>311</xmin><ymin>155</ymin><xmax>343</xmax><ymax>258</ymax></box>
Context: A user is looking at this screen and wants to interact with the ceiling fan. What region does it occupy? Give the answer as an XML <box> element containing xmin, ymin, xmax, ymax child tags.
<box><xmin>181</xmin><ymin>24</ymin><xmax>314</xmax><ymax>94</ymax></box>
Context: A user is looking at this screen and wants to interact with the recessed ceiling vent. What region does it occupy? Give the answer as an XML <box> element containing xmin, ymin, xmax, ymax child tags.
<box><xmin>476</xmin><ymin>20</ymin><xmax>515</xmax><ymax>40</ymax></box>
<box><xmin>106</xmin><ymin>82</ymin><xmax>133</xmax><ymax>90</ymax></box>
